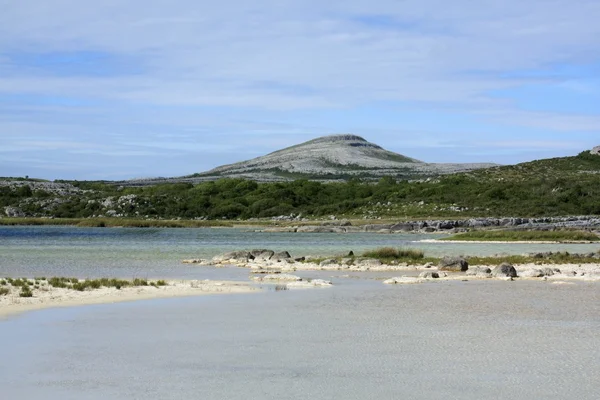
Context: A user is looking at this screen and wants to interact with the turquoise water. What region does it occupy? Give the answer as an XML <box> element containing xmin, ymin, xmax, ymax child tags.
<box><xmin>0</xmin><ymin>225</ymin><xmax>599</xmax><ymax>278</ymax></box>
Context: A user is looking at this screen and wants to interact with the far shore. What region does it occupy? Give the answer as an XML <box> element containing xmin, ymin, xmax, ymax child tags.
<box><xmin>0</xmin><ymin>279</ymin><xmax>258</xmax><ymax>319</ymax></box>
<box><xmin>418</xmin><ymin>239</ymin><xmax>598</xmax><ymax>244</ymax></box>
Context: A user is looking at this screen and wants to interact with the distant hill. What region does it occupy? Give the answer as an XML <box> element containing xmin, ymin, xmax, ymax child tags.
<box><xmin>190</xmin><ymin>134</ymin><xmax>497</xmax><ymax>181</ymax></box>
<box><xmin>116</xmin><ymin>134</ymin><xmax>491</xmax><ymax>185</ymax></box>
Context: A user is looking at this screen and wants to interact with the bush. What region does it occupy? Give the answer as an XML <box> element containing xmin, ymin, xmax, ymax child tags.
<box><xmin>19</xmin><ymin>286</ymin><xmax>33</xmax><ymax>298</ymax></box>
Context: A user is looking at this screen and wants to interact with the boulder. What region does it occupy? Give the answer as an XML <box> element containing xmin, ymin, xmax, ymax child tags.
<box><xmin>520</xmin><ymin>269</ymin><xmax>545</xmax><ymax>278</ymax></box>
<box><xmin>251</xmin><ymin>249</ymin><xmax>275</xmax><ymax>260</ymax></box>
<box><xmin>286</xmin><ymin>279</ymin><xmax>333</xmax><ymax>288</ymax></box>
<box><xmin>319</xmin><ymin>259</ymin><xmax>339</xmax><ymax>267</ymax></box>
<box><xmin>466</xmin><ymin>267</ymin><xmax>491</xmax><ymax>276</ymax></box>
<box><xmin>438</xmin><ymin>256</ymin><xmax>469</xmax><ymax>272</ymax></box>
<box><xmin>212</xmin><ymin>251</ymin><xmax>254</xmax><ymax>263</ymax></box>
<box><xmin>272</xmin><ymin>251</ymin><xmax>291</xmax><ymax>261</ymax></box>
<box><xmin>590</xmin><ymin>145</ymin><xmax>600</xmax><ymax>155</ymax></box>
<box><xmin>492</xmin><ymin>263</ymin><xmax>518</xmax><ymax>278</ymax></box>
<box><xmin>419</xmin><ymin>271</ymin><xmax>439</xmax><ymax>279</ymax></box>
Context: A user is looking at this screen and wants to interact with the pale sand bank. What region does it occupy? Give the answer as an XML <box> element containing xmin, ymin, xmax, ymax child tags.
<box><xmin>0</xmin><ymin>280</ymin><xmax>259</xmax><ymax>319</ymax></box>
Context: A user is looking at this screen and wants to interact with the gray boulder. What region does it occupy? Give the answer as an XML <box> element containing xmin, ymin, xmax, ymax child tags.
<box><xmin>419</xmin><ymin>271</ymin><xmax>439</xmax><ymax>279</ymax></box>
<box><xmin>319</xmin><ymin>259</ymin><xmax>338</xmax><ymax>267</ymax></box>
<box><xmin>212</xmin><ymin>251</ymin><xmax>254</xmax><ymax>263</ymax></box>
<box><xmin>250</xmin><ymin>249</ymin><xmax>275</xmax><ymax>260</ymax></box>
<box><xmin>272</xmin><ymin>251</ymin><xmax>291</xmax><ymax>261</ymax></box>
<box><xmin>520</xmin><ymin>268</ymin><xmax>545</xmax><ymax>278</ymax></box>
<box><xmin>590</xmin><ymin>145</ymin><xmax>600</xmax><ymax>155</ymax></box>
<box><xmin>466</xmin><ymin>267</ymin><xmax>492</xmax><ymax>276</ymax></box>
<box><xmin>438</xmin><ymin>256</ymin><xmax>469</xmax><ymax>272</ymax></box>
<box><xmin>492</xmin><ymin>263</ymin><xmax>518</xmax><ymax>278</ymax></box>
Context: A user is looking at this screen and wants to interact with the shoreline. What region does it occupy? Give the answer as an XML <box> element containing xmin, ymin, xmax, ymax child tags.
<box><xmin>0</xmin><ymin>279</ymin><xmax>259</xmax><ymax>319</ymax></box>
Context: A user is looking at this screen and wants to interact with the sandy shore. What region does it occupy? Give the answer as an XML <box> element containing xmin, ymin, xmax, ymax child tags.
<box><xmin>0</xmin><ymin>279</ymin><xmax>259</xmax><ymax>319</ymax></box>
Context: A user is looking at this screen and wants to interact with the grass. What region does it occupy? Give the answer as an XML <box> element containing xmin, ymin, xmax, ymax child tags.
<box><xmin>0</xmin><ymin>217</ymin><xmax>234</xmax><ymax>228</ymax></box>
<box><xmin>361</xmin><ymin>247</ymin><xmax>428</xmax><ymax>263</ymax></box>
<box><xmin>0</xmin><ymin>287</ymin><xmax>9</xmax><ymax>296</ymax></box>
<box><xmin>442</xmin><ymin>229</ymin><xmax>600</xmax><ymax>243</ymax></box>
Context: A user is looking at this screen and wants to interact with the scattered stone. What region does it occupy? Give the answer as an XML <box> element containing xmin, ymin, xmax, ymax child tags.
<box><xmin>520</xmin><ymin>268</ymin><xmax>545</xmax><ymax>278</ymax></box>
<box><xmin>383</xmin><ymin>277</ymin><xmax>423</xmax><ymax>284</ymax></box>
<box><xmin>251</xmin><ymin>249</ymin><xmax>275</xmax><ymax>260</ymax></box>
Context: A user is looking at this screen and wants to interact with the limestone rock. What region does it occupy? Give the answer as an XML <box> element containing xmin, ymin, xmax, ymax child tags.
<box><xmin>590</xmin><ymin>145</ymin><xmax>600</xmax><ymax>155</ymax></box>
<box><xmin>212</xmin><ymin>251</ymin><xmax>254</xmax><ymax>263</ymax></box>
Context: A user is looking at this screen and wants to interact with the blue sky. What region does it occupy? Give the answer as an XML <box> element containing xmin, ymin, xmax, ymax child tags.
<box><xmin>1</xmin><ymin>0</ymin><xmax>599</xmax><ymax>180</ymax></box>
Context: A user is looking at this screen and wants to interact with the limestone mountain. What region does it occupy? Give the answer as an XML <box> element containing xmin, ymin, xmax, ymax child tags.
<box><xmin>187</xmin><ymin>134</ymin><xmax>497</xmax><ymax>182</ymax></box>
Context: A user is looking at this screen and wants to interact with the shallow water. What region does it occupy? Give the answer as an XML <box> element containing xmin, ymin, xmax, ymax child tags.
<box><xmin>1</xmin><ymin>279</ymin><xmax>599</xmax><ymax>399</ymax></box>
<box><xmin>1</xmin><ymin>226</ymin><xmax>598</xmax><ymax>278</ymax></box>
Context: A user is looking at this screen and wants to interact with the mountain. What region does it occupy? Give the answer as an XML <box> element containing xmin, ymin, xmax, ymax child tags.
<box><xmin>183</xmin><ymin>134</ymin><xmax>497</xmax><ymax>182</ymax></box>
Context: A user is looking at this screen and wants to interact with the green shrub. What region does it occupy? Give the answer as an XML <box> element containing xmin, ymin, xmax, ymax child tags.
<box><xmin>0</xmin><ymin>287</ymin><xmax>9</xmax><ymax>296</ymax></box>
<box><xmin>19</xmin><ymin>286</ymin><xmax>33</xmax><ymax>298</ymax></box>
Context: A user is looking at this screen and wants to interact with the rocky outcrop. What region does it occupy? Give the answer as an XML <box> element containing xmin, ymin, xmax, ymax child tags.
<box><xmin>439</xmin><ymin>257</ymin><xmax>469</xmax><ymax>272</ymax></box>
<box><xmin>590</xmin><ymin>146</ymin><xmax>600</xmax><ymax>155</ymax></box>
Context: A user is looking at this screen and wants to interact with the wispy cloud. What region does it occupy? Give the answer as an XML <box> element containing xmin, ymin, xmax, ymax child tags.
<box><xmin>0</xmin><ymin>0</ymin><xmax>599</xmax><ymax>179</ymax></box>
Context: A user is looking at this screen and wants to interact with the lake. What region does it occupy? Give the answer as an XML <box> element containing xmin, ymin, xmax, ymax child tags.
<box><xmin>1</xmin><ymin>226</ymin><xmax>599</xmax><ymax>399</ymax></box>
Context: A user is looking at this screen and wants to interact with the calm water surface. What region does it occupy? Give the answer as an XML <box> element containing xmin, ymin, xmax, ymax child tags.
<box><xmin>1</xmin><ymin>226</ymin><xmax>599</xmax><ymax>399</ymax></box>
<box><xmin>1</xmin><ymin>280</ymin><xmax>599</xmax><ymax>399</ymax></box>
<box><xmin>1</xmin><ymin>225</ymin><xmax>599</xmax><ymax>278</ymax></box>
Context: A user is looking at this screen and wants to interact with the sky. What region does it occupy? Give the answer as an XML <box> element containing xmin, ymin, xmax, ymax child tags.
<box><xmin>1</xmin><ymin>0</ymin><xmax>599</xmax><ymax>180</ymax></box>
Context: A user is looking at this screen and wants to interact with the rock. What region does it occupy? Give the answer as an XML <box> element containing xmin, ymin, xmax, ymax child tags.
<box><xmin>182</xmin><ymin>259</ymin><xmax>205</xmax><ymax>264</ymax></box>
<box><xmin>357</xmin><ymin>258</ymin><xmax>382</xmax><ymax>267</ymax></box>
<box><xmin>293</xmin><ymin>257</ymin><xmax>305</xmax><ymax>262</ymax></box>
<box><xmin>251</xmin><ymin>249</ymin><xmax>275</xmax><ymax>260</ymax></box>
<box><xmin>475</xmin><ymin>272</ymin><xmax>492</xmax><ymax>278</ymax></box>
<box><xmin>254</xmin><ymin>274</ymin><xmax>301</xmax><ymax>282</ymax></box>
<box><xmin>272</xmin><ymin>251</ymin><xmax>291</xmax><ymax>261</ymax></box>
<box><xmin>212</xmin><ymin>251</ymin><xmax>254</xmax><ymax>263</ymax></box>
<box><xmin>419</xmin><ymin>271</ymin><xmax>439</xmax><ymax>279</ymax></box>
<box><xmin>520</xmin><ymin>268</ymin><xmax>545</xmax><ymax>278</ymax></box>
<box><xmin>286</xmin><ymin>279</ymin><xmax>333</xmax><ymax>288</ymax></box>
<box><xmin>340</xmin><ymin>258</ymin><xmax>354</xmax><ymax>266</ymax></box>
<box><xmin>383</xmin><ymin>277</ymin><xmax>423</xmax><ymax>284</ymax></box>
<box><xmin>319</xmin><ymin>259</ymin><xmax>339</xmax><ymax>267</ymax></box>
<box><xmin>491</xmin><ymin>263</ymin><xmax>518</xmax><ymax>278</ymax></box>
<box><xmin>438</xmin><ymin>256</ymin><xmax>469</xmax><ymax>272</ymax></box>
<box><xmin>347</xmin><ymin>251</ymin><xmax>354</xmax><ymax>257</ymax></box>
<box><xmin>590</xmin><ymin>145</ymin><xmax>600</xmax><ymax>155</ymax></box>
<box><xmin>4</xmin><ymin>206</ymin><xmax>25</xmax><ymax>217</ymax></box>
<box><xmin>466</xmin><ymin>267</ymin><xmax>491</xmax><ymax>276</ymax></box>
<box><xmin>423</xmin><ymin>262</ymin><xmax>434</xmax><ymax>269</ymax></box>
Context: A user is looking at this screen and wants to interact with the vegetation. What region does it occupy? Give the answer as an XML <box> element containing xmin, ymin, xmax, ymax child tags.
<box><xmin>0</xmin><ymin>277</ymin><xmax>170</xmax><ymax>295</ymax></box>
<box><xmin>361</xmin><ymin>247</ymin><xmax>427</xmax><ymax>263</ymax></box>
<box><xmin>305</xmin><ymin>247</ymin><xmax>600</xmax><ymax>266</ymax></box>
<box><xmin>443</xmin><ymin>229</ymin><xmax>600</xmax><ymax>242</ymax></box>
<box><xmin>2</xmin><ymin>151</ymin><xmax>600</xmax><ymax>221</ymax></box>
